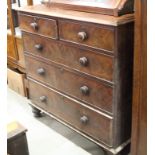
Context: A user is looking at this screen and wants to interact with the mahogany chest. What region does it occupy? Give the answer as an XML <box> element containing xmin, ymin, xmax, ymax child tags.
<box><xmin>18</xmin><ymin>4</ymin><xmax>134</xmax><ymax>155</ymax></box>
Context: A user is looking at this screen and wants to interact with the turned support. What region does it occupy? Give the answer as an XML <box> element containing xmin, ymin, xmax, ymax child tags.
<box><xmin>31</xmin><ymin>105</ymin><xmax>42</xmax><ymax>117</ymax></box>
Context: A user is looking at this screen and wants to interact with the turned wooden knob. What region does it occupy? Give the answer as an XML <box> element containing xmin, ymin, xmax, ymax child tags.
<box><xmin>35</xmin><ymin>44</ymin><xmax>43</xmax><ymax>51</ymax></box>
<box><xmin>30</xmin><ymin>22</ymin><xmax>38</xmax><ymax>31</ymax></box>
<box><xmin>79</xmin><ymin>57</ymin><xmax>88</xmax><ymax>66</ymax></box>
<box><xmin>39</xmin><ymin>96</ymin><xmax>47</xmax><ymax>102</ymax></box>
<box><xmin>78</xmin><ymin>32</ymin><xmax>87</xmax><ymax>41</ymax></box>
<box><xmin>80</xmin><ymin>86</ymin><xmax>89</xmax><ymax>95</ymax></box>
<box><xmin>80</xmin><ymin>116</ymin><xmax>89</xmax><ymax>124</ymax></box>
<box><xmin>37</xmin><ymin>68</ymin><xmax>45</xmax><ymax>75</ymax></box>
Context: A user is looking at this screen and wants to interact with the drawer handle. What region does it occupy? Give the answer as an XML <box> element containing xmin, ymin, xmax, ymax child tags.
<box><xmin>37</xmin><ymin>68</ymin><xmax>45</xmax><ymax>75</ymax></box>
<box><xmin>30</xmin><ymin>22</ymin><xmax>38</xmax><ymax>31</ymax></box>
<box><xmin>35</xmin><ymin>44</ymin><xmax>43</xmax><ymax>51</ymax></box>
<box><xmin>79</xmin><ymin>57</ymin><xmax>88</xmax><ymax>66</ymax></box>
<box><xmin>80</xmin><ymin>116</ymin><xmax>89</xmax><ymax>124</ymax></box>
<box><xmin>80</xmin><ymin>86</ymin><xmax>89</xmax><ymax>95</ymax></box>
<box><xmin>78</xmin><ymin>32</ymin><xmax>87</xmax><ymax>41</ymax></box>
<box><xmin>39</xmin><ymin>96</ymin><xmax>47</xmax><ymax>102</ymax></box>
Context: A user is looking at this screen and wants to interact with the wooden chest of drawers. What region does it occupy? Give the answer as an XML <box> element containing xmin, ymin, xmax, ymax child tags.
<box><xmin>18</xmin><ymin>4</ymin><xmax>134</xmax><ymax>155</ymax></box>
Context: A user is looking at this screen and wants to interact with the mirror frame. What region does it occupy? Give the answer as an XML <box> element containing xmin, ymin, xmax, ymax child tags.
<box><xmin>42</xmin><ymin>0</ymin><xmax>134</xmax><ymax>16</ymax></box>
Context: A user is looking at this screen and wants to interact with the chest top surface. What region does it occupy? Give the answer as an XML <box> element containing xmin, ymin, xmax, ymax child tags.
<box><xmin>17</xmin><ymin>4</ymin><xmax>134</xmax><ymax>26</ymax></box>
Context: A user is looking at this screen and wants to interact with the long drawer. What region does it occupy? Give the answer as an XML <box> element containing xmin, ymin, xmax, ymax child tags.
<box><xmin>59</xmin><ymin>19</ymin><xmax>115</xmax><ymax>52</ymax></box>
<box><xmin>28</xmin><ymin>79</ymin><xmax>113</xmax><ymax>146</ymax></box>
<box><xmin>25</xmin><ymin>55</ymin><xmax>113</xmax><ymax>114</ymax></box>
<box><xmin>23</xmin><ymin>33</ymin><xmax>114</xmax><ymax>82</ymax></box>
<box><xmin>19</xmin><ymin>14</ymin><xmax>58</xmax><ymax>39</ymax></box>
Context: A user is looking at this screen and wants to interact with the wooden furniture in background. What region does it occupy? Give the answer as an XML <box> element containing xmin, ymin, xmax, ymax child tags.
<box><xmin>131</xmin><ymin>0</ymin><xmax>147</xmax><ymax>155</ymax></box>
<box><xmin>7</xmin><ymin>68</ymin><xmax>27</xmax><ymax>97</ymax></box>
<box><xmin>7</xmin><ymin>0</ymin><xmax>33</xmax><ymax>97</ymax></box>
<box><xmin>18</xmin><ymin>3</ymin><xmax>134</xmax><ymax>155</ymax></box>
<box><xmin>27</xmin><ymin>0</ymin><xmax>33</xmax><ymax>6</ymax></box>
<box><xmin>7</xmin><ymin>0</ymin><xmax>33</xmax><ymax>72</ymax></box>
<box><xmin>7</xmin><ymin>0</ymin><xmax>19</xmax><ymax>65</ymax></box>
<box><xmin>7</xmin><ymin>121</ymin><xmax>29</xmax><ymax>155</ymax></box>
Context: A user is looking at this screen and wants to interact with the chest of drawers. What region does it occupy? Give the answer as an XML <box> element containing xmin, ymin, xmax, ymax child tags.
<box><xmin>18</xmin><ymin>4</ymin><xmax>134</xmax><ymax>155</ymax></box>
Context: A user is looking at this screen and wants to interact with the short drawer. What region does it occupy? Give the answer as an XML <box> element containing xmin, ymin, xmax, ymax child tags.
<box><xmin>23</xmin><ymin>33</ymin><xmax>114</xmax><ymax>81</ymax></box>
<box><xmin>28</xmin><ymin>79</ymin><xmax>113</xmax><ymax>146</ymax></box>
<box><xmin>19</xmin><ymin>14</ymin><xmax>57</xmax><ymax>39</ymax></box>
<box><xmin>59</xmin><ymin>20</ymin><xmax>114</xmax><ymax>52</ymax></box>
<box><xmin>25</xmin><ymin>55</ymin><xmax>113</xmax><ymax>113</ymax></box>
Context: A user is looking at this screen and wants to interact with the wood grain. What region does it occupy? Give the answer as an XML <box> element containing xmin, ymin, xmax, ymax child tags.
<box><xmin>23</xmin><ymin>32</ymin><xmax>114</xmax><ymax>82</ymax></box>
<box><xmin>25</xmin><ymin>55</ymin><xmax>113</xmax><ymax>114</ymax></box>
<box><xmin>28</xmin><ymin>79</ymin><xmax>113</xmax><ymax>147</ymax></box>
<box><xmin>113</xmin><ymin>22</ymin><xmax>134</xmax><ymax>147</ymax></box>
<box><xmin>7</xmin><ymin>34</ymin><xmax>18</xmax><ymax>61</ymax></box>
<box><xmin>18</xmin><ymin>4</ymin><xmax>134</xmax><ymax>154</ymax></box>
<box><xmin>17</xmin><ymin>4</ymin><xmax>134</xmax><ymax>26</ymax></box>
<box><xmin>27</xmin><ymin>0</ymin><xmax>33</xmax><ymax>6</ymax></box>
<box><xmin>16</xmin><ymin>37</ymin><xmax>25</xmax><ymax>68</ymax></box>
<box><xmin>131</xmin><ymin>0</ymin><xmax>147</xmax><ymax>155</ymax></box>
<box><xmin>59</xmin><ymin>19</ymin><xmax>115</xmax><ymax>52</ymax></box>
<box><xmin>19</xmin><ymin>13</ymin><xmax>58</xmax><ymax>39</ymax></box>
<box><xmin>7</xmin><ymin>0</ymin><xmax>19</xmax><ymax>61</ymax></box>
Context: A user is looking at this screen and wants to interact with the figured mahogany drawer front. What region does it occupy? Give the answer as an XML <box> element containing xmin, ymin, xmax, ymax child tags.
<box><xmin>29</xmin><ymin>79</ymin><xmax>113</xmax><ymax>146</ymax></box>
<box><xmin>23</xmin><ymin>33</ymin><xmax>114</xmax><ymax>82</ymax></box>
<box><xmin>19</xmin><ymin>14</ymin><xmax>57</xmax><ymax>39</ymax></box>
<box><xmin>59</xmin><ymin>20</ymin><xmax>114</xmax><ymax>52</ymax></box>
<box><xmin>25</xmin><ymin>55</ymin><xmax>113</xmax><ymax>113</ymax></box>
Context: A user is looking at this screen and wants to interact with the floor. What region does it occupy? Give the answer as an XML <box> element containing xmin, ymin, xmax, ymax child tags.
<box><xmin>7</xmin><ymin>88</ymin><xmax>106</xmax><ymax>155</ymax></box>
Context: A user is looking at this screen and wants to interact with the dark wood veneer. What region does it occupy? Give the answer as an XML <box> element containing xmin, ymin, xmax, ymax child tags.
<box><xmin>19</xmin><ymin>14</ymin><xmax>58</xmax><ymax>39</ymax></box>
<box><xmin>25</xmin><ymin>54</ymin><xmax>113</xmax><ymax>114</ymax></box>
<box><xmin>19</xmin><ymin>4</ymin><xmax>134</xmax><ymax>155</ymax></box>
<box><xmin>23</xmin><ymin>32</ymin><xmax>114</xmax><ymax>82</ymax></box>
<box><xmin>28</xmin><ymin>79</ymin><xmax>113</xmax><ymax>147</ymax></box>
<box><xmin>113</xmin><ymin>22</ymin><xmax>134</xmax><ymax>147</ymax></box>
<box><xmin>59</xmin><ymin>19</ymin><xmax>115</xmax><ymax>52</ymax></box>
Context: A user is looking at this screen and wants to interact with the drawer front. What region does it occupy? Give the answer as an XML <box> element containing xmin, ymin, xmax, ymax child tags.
<box><xmin>29</xmin><ymin>79</ymin><xmax>113</xmax><ymax>146</ymax></box>
<box><xmin>25</xmin><ymin>56</ymin><xmax>113</xmax><ymax>113</ymax></box>
<box><xmin>59</xmin><ymin>20</ymin><xmax>114</xmax><ymax>52</ymax></box>
<box><xmin>23</xmin><ymin>33</ymin><xmax>114</xmax><ymax>81</ymax></box>
<box><xmin>19</xmin><ymin>14</ymin><xmax>57</xmax><ymax>39</ymax></box>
